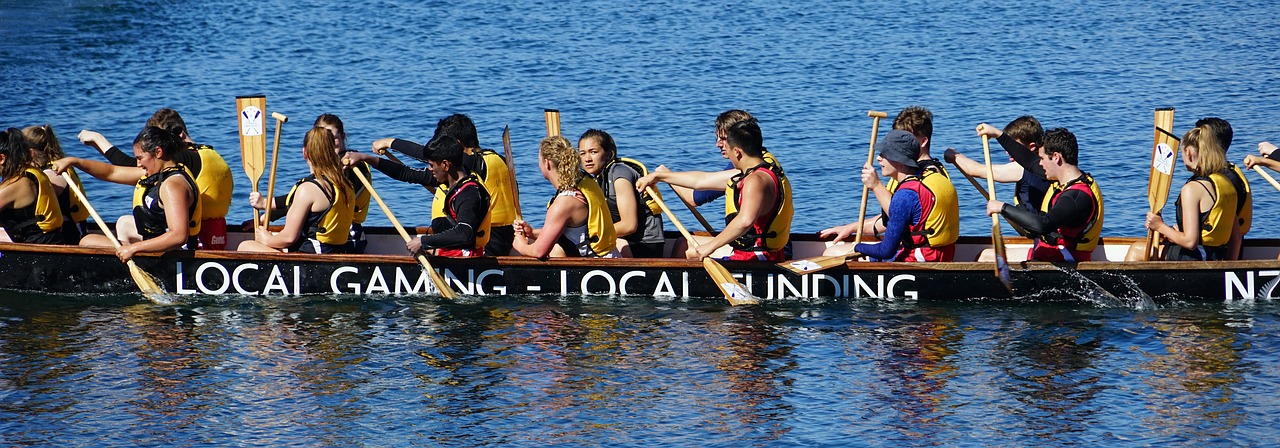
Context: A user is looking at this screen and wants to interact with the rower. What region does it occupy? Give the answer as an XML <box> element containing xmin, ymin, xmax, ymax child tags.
<box><xmin>854</xmin><ymin>130</ymin><xmax>959</xmax><ymax>262</ymax></box>
<box><xmin>80</xmin><ymin>108</ymin><xmax>233</xmax><ymax>250</ymax></box>
<box><xmin>512</xmin><ymin>136</ymin><xmax>618</xmax><ymax>259</ymax></box>
<box><xmin>1196</xmin><ymin>117</ymin><xmax>1250</xmax><ymax>259</ymax></box>
<box><xmin>53</xmin><ymin>126</ymin><xmax>201</xmax><ymax>261</ymax></box>
<box><xmin>368</xmin><ymin>114</ymin><xmax>518</xmax><ymax>256</ymax></box>
<box><xmin>0</xmin><ymin>128</ymin><xmax>65</xmax><ymax>245</ymax></box>
<box><xmin>989</xmin><ymin>128</ymin><xmax>1103</xmax><ymax>262</ymax></box>
<box><xmin>945</xmin><ymin>116</ymin><xmax>1051</xmax><ymax>231</ymax></box>
<box><xmin>1146</xmin><ymin>125</ymin><xmax>1235</xmax><ymax>261</ymax></box>
<box><xmin>239</xmin><ymin>126</ymin><xmax>355</xmax><ymax>254</ymax></box>
<box><xmin>637</xmin><ymin>118</ymin><xmax>793</xmax><ymax>261</ymax></box>
<box><xmin>23</xmin><ymin>124</ymin><xmax>89</xmax><ymax>244</ymax></box>
<box><xmin>577</xmin><ymin>128</ymin><xmax>665</xmax><ymax>258</ymax></box>
<box><xmin>398</xmin><ymin>136</ymin><xmax>491</xmax><ymax>257</ymax></box>
<box><xmin>821</xmin><ymin>106</ymin><xmax>958</xmax><ymax>241</ymax></box>
<box><xmin>316</xmin><ymin>114</ymin><xmax>373</xmax><ymax>253</ymax></box>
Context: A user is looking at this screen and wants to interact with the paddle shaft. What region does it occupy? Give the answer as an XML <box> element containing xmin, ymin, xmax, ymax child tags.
<box><xmin>352</xmin><ymin>168</ymin><xmax>458</xmax><ymax>299</ymax></box>
<box><xmin>648</xmin><ymin>186</ymin><xmax>698</xmax><ymax>247</ymax></box>
<box><xmin>649</xmin><ymin>186</ymin><xmax>758</xmax><ymax>305</ymax></box>
<box><xmin>854</xmin><ymin>111</ymin><xmax>889</xmax><ymax>245</ymax></box>
<box><xmin>982</xmin><ymin>134</ymin><xmax>1012</xmax><ymax>290</ymax></box>
<box><xmin>262</xmin><ymin>112</ymin><xmax>288</xmax><ymax>229</ymax></box>
<box><xmin>1254</xmin><ymin>165</ymin><xmax>1280</xmax><ymax>192</ymax></box>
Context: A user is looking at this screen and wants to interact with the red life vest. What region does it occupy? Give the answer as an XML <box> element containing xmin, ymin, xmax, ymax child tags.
<box><xmin>891</xmin><ymin>175</ymin><xmax>955</xmax><ymax>262</ymax></box>
<box><xmin>1029</xmin><ymin>174</ymin><xmax>1102</xmax><ymax>262</ymax></box>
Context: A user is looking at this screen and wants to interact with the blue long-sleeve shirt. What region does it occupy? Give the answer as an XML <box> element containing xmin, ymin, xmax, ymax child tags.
<box><xmin>854</xmin><ymin>188</ymin><xmax>923</xmax><ymax>261</ymax></box>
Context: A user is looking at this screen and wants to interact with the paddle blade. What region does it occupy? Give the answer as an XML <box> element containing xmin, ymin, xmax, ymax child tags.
<box><xmin>991</xmin><ymin>225</ymin><xmax>1013</xmax><ymax>293</ymax></box>
<box><xmin>128</xmin><ymin>260</ymin><xmax>171</xmax><ymax>304</ymax></box>
<box><xmin>704</xmin><ymin>258</ymin><xmax>759</xmax><ymax>305</ymax></box>
<box><xmin>236</xmin><ymin>95</ymin><xmax>267</xmax><ymax>185</ymax></box>
<box><xmin>417</xmin><ymin>254</ymin><xmax>458</xmax><ymax>299</ymax></box>
<box><xmin>779</xmin><ymin>253</ymin><xmax>854</xmax><ymax>275</ymax></box>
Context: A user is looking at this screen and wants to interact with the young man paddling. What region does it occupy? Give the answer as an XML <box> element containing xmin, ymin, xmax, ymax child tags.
<box><xmin>367</xmin><ymin>114</ymin><xmax>517</xmax><ymax>256</ymax></box>
<box><xmin>987</xmin><ymin>128</ymin><xmax>1104</xmax><ymax>262</ymax></box>
<box><xmin>637</xmin><ymin>118</ymin><xmax>793</xmax><ymax>261</ymax></box>
<box><xmin>945</xmin><ymin>116</ymin><xmax>1051</xmax><ymax>222</ymax></box>
<box><xmin>401</xmin><ymin>136</ymin><xmax>491</xmax><ymax>257</ymax></box>
<box><xmin>820</xmin><ymin>106</ymin><xmax>957</xmax><ymax>242</ymax></box>
<box><xmin>852</xmin><ymin>130</ymin><xmax>958</xmax><ymax>262</ymax></box>
<box><xmin>79</xmin><ymin>108</ymin><xmax>232</xmax><ymax>250</ymax></box>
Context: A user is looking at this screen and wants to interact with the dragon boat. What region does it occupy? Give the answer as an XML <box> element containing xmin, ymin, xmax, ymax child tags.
<box><xmin>1</xmin><ymin>226</ymin><xmax>1278</xmax><ymax>303</ymax></box>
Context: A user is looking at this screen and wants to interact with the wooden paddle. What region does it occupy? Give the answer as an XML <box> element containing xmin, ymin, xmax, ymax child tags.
<box><xmin>983</xmin><ymin>135</ymin><xmax>1014</xmax><ymax>292</ymax></box>
<box><xmin>501</xmin><ymin>125</ymin><xmax>523</xmax><ymax>221</ymax></box>
<box><xmin>1253</xmin><ymin>165</ymin><xmax>1280</xmax><ymax>192</ymax></box>
<box><xmin>544</xmin><ymin>109</ymin><xmax>561</xmax><ymax>137</ymax></box>
<box><xmin>61</xmin><ymin>171</ymin><xmax>169</xmax><ymax>304</ymax></box>
<box><xmin>236</xmin><ymin>95</ymin><xmax>267</xmax><ymax>226</ymax></box>
<box><xmin>352</xmin><ymin>168</ymin><xmax>459</xmax><ymax>299</ymax></box>
<box><xmin>778</xmin><ymin>110</ymin><xmax>885</xmax><ymax>275</ymax></box>
<box><xmin>262</xmin><ymin>112</ymin><xmax>288</xmax><ymax>229</ymax></box>
<box><xmin>648</xmin><ymin>186</ymin><xmax>758</xmax><ymax>306</ymax></box>
<box><xmin>1145</xmin><ymin>108</ymin><xmax>1178</xmax><ymax>260</ymax></box>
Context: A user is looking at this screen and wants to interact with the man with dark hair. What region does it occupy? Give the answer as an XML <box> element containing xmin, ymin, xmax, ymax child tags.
<box><xmin>369</xmin><ymin>113</ymin><xmax>517</xmax><ymax>255</ymax></box>
<box><xmin>945</xmin><ymin>116</ymin><xmax>1051</xmax><ymax>218</ymax></box>
<box><xmin>405</xmin><ymin>136</ymin><xmax>491</xmax><ymax>257</ymax></box>
<box><xmin>1196</xmin><ymin>116</ymin><xmax>1250</xmax><ymax>259</ymax></box>
<box><xmin>638</xmin><ymin>118</ymin><xmax>793</xmax><ymax>261</ymax></box>
<box><xmin>987</xmin><ymin>128</ymin><xmax>1104</xmax><ymax>262</ymax></box>
<box><xmin>78</xmin><ymin>108</ymin><xmax>233</xmax><ymax>250</ymax></box>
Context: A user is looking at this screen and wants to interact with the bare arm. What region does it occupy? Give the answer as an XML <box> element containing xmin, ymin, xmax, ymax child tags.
<box><xmin>51</xmin><ymin>157</ymin><xmax>144</xmax><ymax>185</ymax></box>
<box><xmin>512</xmin><ymin>195</ymin><xmax>583</xmax><ymax>259</ymax></box>
<box><xmin>1147</xmin><ymin>182</ymin><xmax>1206</xmax><ymax>250</ymax></box>
<box><xmin>688</xmin><ymin>170</ymin><xmax>774</xmax><ymax>259</ymax></box>
<box><xmin>117</xmin><ymin>176</ymin><xmax>193</xmax><ymax>260</ymax></box>
<box><xmin>636</xmin><ymin>168</ymin><xmax>734</xmax><ymax>192</ymax></box>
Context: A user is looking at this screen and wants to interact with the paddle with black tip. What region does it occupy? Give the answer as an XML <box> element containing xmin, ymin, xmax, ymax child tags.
<box><xmin>983</xmin><ymin>135</ymin><xmax>1014</xmax><ymax>292</ymax></box>
<box><xmin>352</xmin><ymin>168</ymin><xmax>459</xmax><ymax>299</ymax></box>
<box><xmin>62</xmin><ymin>171</ymin><xmax>170</xmax><ymax>303</ymax></box>
<box><xmin>648</xmin><ymin>186</ymin><xmax>758</xmax><ymax>306</ymax></box>
<box><xmin>780</xmin><ymin>110</ymin><xmax>886</xmax><ymax>274</ymax></box>
<box><xmin>1144</xmin><ymin>108</ymin><xmax>1179</xmax><ymax>260</ymax></box>
<box><xmin>262</xmin><ymin>112</ymin><xmax>288</xmax><ymax>229</ymax></box>
<box><xmin>236</xmin><ymin>95</ymin><xmax>267</xmax><ymax>227</ymax></box>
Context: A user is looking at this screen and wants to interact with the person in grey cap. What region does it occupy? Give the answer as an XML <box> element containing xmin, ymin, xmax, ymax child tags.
<box><xmin>845</xmin><ymin>129</ymin><xmax>960</xmax><ymax>262</ymax></box>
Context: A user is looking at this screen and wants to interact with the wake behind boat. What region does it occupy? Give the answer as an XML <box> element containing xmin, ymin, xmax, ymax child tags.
<box><xmin>3</xmin><ymin>226</ymin><xmax>1279</xmax><ymax>303</ymax></box>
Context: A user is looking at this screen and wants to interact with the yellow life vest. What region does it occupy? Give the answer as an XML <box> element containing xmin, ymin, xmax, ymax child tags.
<box><xmin>25</xmin><ymin>167</ymin><xmax>63</xmax><ymax>233</ymax></box>
<box><xmin>475</xmin><ymin>149</ymin><xmax>517</xmax><ymax>227</ymax></box>
<box><xmin>899</xmin><ymin>169</ymin><xmax>960</xmax><ymax>248</ymax></box>
<box><xmin>1185</xmin><ymin>173</ymin><xmax>1238</xmax><ymax>248</ymax></box>
<box><xmin>1226</xmin><ymin>163</ymin><xmax>1251</xmax><ymax>235</ymax></box>
<box><xmin>285</xmin><ymin>175</ymin><xmax>354</xmax><ymax>246</ymax></box>
<box><xmin>48</xmin><ymin>165</ymin><xmax>90</xmax><ymax>223</ymax></box>
<box><xmin>443</xmin><ymin>174</ymin><xmax>492</xmax><ymax>251</ymax></box>
<box><xmin>193</xmin><ymin>144</ymin><xmax>233</xmax><ymax>219</ymax></box>
<box><xmin>547</xmin><ymin>177</ymin><xmax>616</xmax><ymax>257</ymax></box>
<box><xmin>1038</xmin><ymin>173</ymin><xmax>1104</xmax><ymax>252</ymax></box>
<box><xmin>725</xmin><ymin>162</ymin><xmax>793</xmax><ymax>252</ymax></box>
<box><xmin>602</xmin><ymin>157</ymin><xmax>664</xmax><ymax>217</ymax></box>
<box><xmin>348</xmin><ymin>161</ymin><xmax>372</xmax><ymax>225</ymax></box>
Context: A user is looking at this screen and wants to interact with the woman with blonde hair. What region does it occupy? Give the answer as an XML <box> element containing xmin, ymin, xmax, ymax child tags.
<box><xmin>239</xmin><ymin>126</ymin><xmax>355</xmax><ymax>253</ymax></box>
<box><xmin>24</xmin><ymin>124</ymin><xmax>89</xmax><ymax>243</ymax></box>
<box><xmin>1146</xmin><ymin>125</ymin><xmax>1238</xmax><ymax>260</ymax></box>
<box><xmin>512</xmin><ymin>136</ymin><xmax>618</xmax><ymax>259</ymax></box>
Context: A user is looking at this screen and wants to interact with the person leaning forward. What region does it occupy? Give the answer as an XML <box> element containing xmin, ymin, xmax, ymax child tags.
<box><xmin>987</xmin><ymin>128</ymin><xmax>1103</xmax><ymax>263</ymax></box>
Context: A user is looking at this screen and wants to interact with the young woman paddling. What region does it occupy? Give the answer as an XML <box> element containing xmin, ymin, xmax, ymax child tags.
<box><xmin>577</xmin><ymin>129</ymin><xmax>665</xmax><ymax>257</ymax></box>
<box><xmin>52</xmin><ymin>126</ymin><xmax>200</xmax><ymax>261</ymax></box>
<box><xmin>23</xmin><ymin>124</ymin><xmax>89</xmax><ymax>244</ymax></box>
<box><xmin>239</xmin><ymin>126</ymin><xmax>355</xmax><ymax>254</ymax></box>
<box><xmin>512</xmin><ymin>136</ymin><xmax>618</xmax><ymax>259</ymax></box>
<box><xmin>0</xmin><ymin>128</ymin><xmax>65</xmax><ymax>245</ymax></box>
<box><xmin>1146</xmin><ymin>125</ymin><xmax>1238</xmax><ymax>261</ymax></box>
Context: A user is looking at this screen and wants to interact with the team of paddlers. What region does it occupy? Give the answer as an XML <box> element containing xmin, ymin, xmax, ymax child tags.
<box><xmin>2</xmin><ymin>106</ymin><xmax>1277</xmax><ymax>264</ymax></box>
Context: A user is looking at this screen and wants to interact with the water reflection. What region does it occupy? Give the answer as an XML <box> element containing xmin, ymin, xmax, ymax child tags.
<box><xmin>862</xmin><ymin>304</ymin><xmax>963</xmax><ymax>442</ymax></box>
<box><xmin>1139</xmin><ymin>309</ymin><xmax>1247</xmax><ymax>441</ymax></box>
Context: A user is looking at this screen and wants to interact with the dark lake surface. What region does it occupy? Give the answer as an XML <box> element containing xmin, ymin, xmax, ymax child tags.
<box><xmin>3</xmin><ymin>0</ymin><xmax>1280</xmax><ymax>445</ymax></box>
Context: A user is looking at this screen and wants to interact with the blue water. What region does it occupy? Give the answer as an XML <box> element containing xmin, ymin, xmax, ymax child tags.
<box><xmin>4</xmin><ymin>0</ymin><xmax>1280</xmax><ymax>445</ymax></box>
